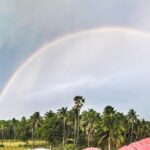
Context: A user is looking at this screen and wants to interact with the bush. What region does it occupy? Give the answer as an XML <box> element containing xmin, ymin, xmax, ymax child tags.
<box><xmin>66</xmin><ymin>138</ymin><xmax>74</xmax><ymax>144</ymax></box>
<box><xmin>64</xmin><ymin>144</ymin><xmax>79</xmax><ymax>150</ymax></box>
<box><xmin>18</xmin><ymin>143</ymin><xmax>29</xmax><ymax>147</ymax></box>
<box><xmin>0</xmin><ymin>144</ymin><xmax>4</xmax><ymax>147</ymax></box>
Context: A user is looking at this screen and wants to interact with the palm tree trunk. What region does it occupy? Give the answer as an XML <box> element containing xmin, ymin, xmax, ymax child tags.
<box><xmin>124</xmin><ymin>132</ymin><xmax>127</xmax><ymax>144</ymax></box>
<box><xmin>67</xmin><ymin>126</ymin><xmax>70</xmax><ymax>139</ymax></box>
<box><xmin>91</xmin><ymin>134</ymin><xmax>93</xmax><ymax>147</ymax></box>
<box><xmin>130</xmin><ymin>122</ymin><xmax>134</xmax><ymax>143</ymax></box>
<box><xmin>1</xmin><ymin>130</ymin><xmax>3</xmax><ymax>144</ymax></box>
<box><xmin>63</xmin><ymin>118</ymin><xmax>66</xmax><ymax>149</ymax></box>
<box><xmin>13</xmin><ymin>126</ymin><xmax>16</xmax><ymax>141</ymax></box>
<box><xmin>74</xmin><ymin>118</ymin><xmax>77</xmax><ymax>144</ymax></box>
<box><xmin>88</xmin><ymin>133</ymin><xmax>90</xmax><ymax>147</ymax></box>
<box><xmin>32</xmin><ymin>127</ymin><xmax>34</xmax><ymax>148</ymax></box>
<box><xmin>108</xmin><ymin>135</ymin><xmax>111</xmax><ymax>150</ymax></box>
<box><xmin>76</xmin><ymin>109</ymin><xmax>80</xmax><ymax>144</ymax></box>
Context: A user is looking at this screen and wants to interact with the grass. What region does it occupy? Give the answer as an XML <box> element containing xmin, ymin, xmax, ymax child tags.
<box><xmin>0</xmin><ymin>140</ymin><xmax>48</xmax><ymax>150</ymax></box>
<box><xmin>0</xmin><ymin>140</ymin><xmax>66</xmax><ymax>150</ymax></box>
<box><xmin>1</xmin><ymin>147</ymin><xmax>25</xmax><ymax>150</ymax></box>
<box><xmin>0</xmin><ymin>140</ymin><xmax>115</xmax><ymax>150</ymax></box>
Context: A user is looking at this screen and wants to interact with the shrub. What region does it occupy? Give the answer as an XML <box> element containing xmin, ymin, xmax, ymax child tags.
<box><xmin>64</xmin><ymin>144</ymin><xmax>79</xmax><ymax>150</ymax></box>
<box><xmin>0</xmin><ymin>144</ymin><xmax>4</xmax><ymax>147</ymax></box>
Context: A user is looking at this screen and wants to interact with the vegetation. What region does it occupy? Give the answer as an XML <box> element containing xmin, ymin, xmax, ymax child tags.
<box><xmin>0</xmin><ymin>96</ymin><xmax>150</xmax><ymax>150</ymax></box>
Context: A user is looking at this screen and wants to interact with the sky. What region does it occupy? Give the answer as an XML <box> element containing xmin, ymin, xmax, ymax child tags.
<box><xmin>1</xmin><ymin>0</ymin><xmax>150</xmax><ymax>119</ymax></box>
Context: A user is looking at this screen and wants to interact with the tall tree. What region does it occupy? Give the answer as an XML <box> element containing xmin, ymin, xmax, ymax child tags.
<box><xmin>81</xmin><ymin>109</ymin><xmax>100</xmax><ymax>147</ymax></box>
<box><xmin>127</xmin><ymin>109</ymin><xmax>138</xmax><ymax>143</ymax></box>
<box><xmin>0</xmin><ymin>125</ymin><xmax>4</xmax><ymax>144</ymax></box>
<box><xmin>44</xmin><ymin>110</ymin><xmax>54</xmax><ymax>119</ymax></box>
<box><xmin>30</xmin><ymin>112</ymin><xmax>41</xmax><ymax>148</ymax></box>
<box><xmin>18</xmin><ymin>117</ymin><xmax>30</xmax><ymax>144</ymax></box>
<box><xmin>42</xmin><ymin>111</ymin><xmax>62</xmax><ymax>145</ymax></box>
<box><xmin>99</xmin><ymin>106</ymin><xmax>125</xmax><ymax>150</ymax></box>
<box><xmin>65</xmin><ymin>109</ymin><xmax>75</xmax><ymax>141</ymax></box>
<box><xmin>12</xmin><ymin>118</ymin><xmax>17</xmax><ymax>141</ymax></box>
<box><xmin>73</xmin><ymin>96</ymin><xmax>85</xmax><ymax>144</ymax></box>
<box><xmin>57</xmin><ymin>107</ymin><xmax>68</xmax><ymax>149</ymax></box>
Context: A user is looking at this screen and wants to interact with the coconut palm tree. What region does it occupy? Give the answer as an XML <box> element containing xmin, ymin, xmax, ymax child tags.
<box><xmin>65</xmin><ymin>109</ymin><xmax>75</xmax><ymax>142</ymax></box>
<box><xmin>127</xmin><ymin>109</ymin><xmax>138</xmax><ymax>143</ymax></box>
<box><xmin>1</xmin><ymin>125</ymin><xmax>4</xmax><ymax>144</ymax></box>
<box><xmin>81</xmin><ymin>109</ymin><xmax>100</xmax><ymax>147</ymax></box>
<box><xmin>57</xmin><ymin>107</ymin><xmax>68</xmax><ymax>149</ymax></box>
<box><xmin>12</xmin><ymin>118</ymin><xmax>17</xmax><ymax>141</ymax></box>
<box><xmin>73</xmin><ymin>96</ymin><xmax>85</xmax><ymax>144</ymax></box>
<box><xmin>103</xmin><ymin>105</ymin><xmax>116</xmax><ymax>115</ymax></box>
<box><xmin>30</xmin><ymin>112</ymin><xmax>41</xmax><ymax>148</ymax></box>
<box><xmin>135</xmin><ymin>119</ymin><xmax>150</xmax><ymax>140</ymax></box>
<box><xmin>99</xmin><ymin>106</ymin><xmax>125</xmax><ymax>150</ymax></box>
<box><xmin>44</xmin><ymin>110</ymin><xmax>54</xmax><ymax>119</ymax></box>
<box><xmin>19</xmin><ymin>116</ymin><xmax>30</xmax><ymax>144</ymax></box>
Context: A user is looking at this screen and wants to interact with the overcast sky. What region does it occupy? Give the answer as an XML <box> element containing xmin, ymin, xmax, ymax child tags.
<box><xmin>1</xmin><ymin>0</ymin><xmax>150</xmax><ymax>119</ymax></box>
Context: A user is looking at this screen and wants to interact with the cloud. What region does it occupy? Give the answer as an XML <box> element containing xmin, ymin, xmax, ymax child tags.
<box><xmin>1</xmin><ymin>0</ymin><xmax>150</xmax><ymax>88</ymax></box>
<box><xmin>0</xmin><ymin>29</ymin><xmax>150</xmax><ymax>119</ymax></box>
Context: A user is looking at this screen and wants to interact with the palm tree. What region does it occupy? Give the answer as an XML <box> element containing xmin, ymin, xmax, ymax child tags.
<box><xmin>1</xmin><ymin>125</ymin><xmax>4</xmax><ymax>144</ymax></box>
<box><xmin>81</xmin><ymin>109</ymin><xmax>100</xmax><ymax>147</ymax></box>
<box><xmin>103</xmin><ymin>105</ymin><xmax>116</xmax><ymax>115</ymax></box>
<box><xmin>73</xmin><ymin>96</ymin><xmax>85</xmax><ymax>144</ymax></box>
<box><xmin>12</xmin><ymin>118</ymin><xmax>17</xmax><ymax>141</ymax></box>
<box><xmin>99</xmin><ymin>106</ymin><xmax>125</xmax><ymax>150</ymax></box>
<box><xmin>127</xmin><ymin>109</ymin><xmax>138</xmax><ymax>143</ymax></box>
<box><xmin>44</xmin><ymin>110</ymin><xmax>54</xmax><ymax>119</ymax></box>
<box><xmin>57</xmin><ymin>107</ymin><xmax>68</xmax><ymax>149</ymax></box>
<box><xmin>30</xmin><ymin>112</ymin><xmax>41</xmax><ymax>148</ymax></box>
<box><xmin>19</xmin><ymin>116</ymin><xmax>30</xmax><ymax>144</ymax></box>
<box><xmin>65</xmin><ymin>109</ymin><xmax>75</xmax><ymax>141</ymax></box>
<box><xmin>135</xmin><ymin>119</ymin><xmax>149</xmax><ymax>140</ymax></box>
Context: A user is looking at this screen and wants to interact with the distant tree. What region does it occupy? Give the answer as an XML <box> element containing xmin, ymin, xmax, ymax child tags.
<box><xmin>30</xmin><ymin>112</ymin><xmax>41</xmax><ymax>148</ymax></box>
<box><xmin>81</xmin><ymin>109</ymin><xmax>100</xmax><ymax>147</ymax></box>
<box><xmin>44</xmin><ymin>110</ymin><xmax>55</xmax><ymax>118</ymax></box>
<box><xmin>66</xmin><ymin>109</ymin><xmax>75</xmax><ymax>141</ymax></box>
<box><xmin>57</xmin><ymin>107</ymin><xmax>68</xmax><ymax>149</ymax></box>
<box><xmin>18</xmin><ymin>117</ymin><xmax>30</xmax><ymax>144</ymax></box>
<box><xmin>73</xmin><ymin>96</ymin><xmax>85</xmax><ymax>144</ymax></box>
<box><xmin>0</xmin><ymin>124</ymin><xmax>4</xmax><ymax>144</ymax></box>
<box><xmin>127</xmin><ymin>109</ymin><xmax>138</xmax><ymax>143</ymax></box>
<box><xmin>99</xmin><ymin>106</ymin><xmax>125</xmax><ymax>150</ymax></box>
<box><xmin>41</xmin><ymin>112</ymin><xmax>62</xmax><ymax>145</ymax></box>
<box><xmin>12</xmin><ymin>118</ymin><xmax>17</xmax><ymax>141</ymax></box>
<box><xmin>103</xmin><ymin>105</ymin><xmax>116</xmax><ymax>115</ymax></box>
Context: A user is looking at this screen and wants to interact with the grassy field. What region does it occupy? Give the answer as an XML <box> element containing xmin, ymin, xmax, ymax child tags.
<box><xmin>0</xmin><ymin>140</ymin><xmax>48</xmax><ymax>150</ymax></box>
<box><xmin>0</xmin><ymin>140</ymin><xmax>110</xmax><ymax>150</ymax></box>
<box><xmin>1</xmin><ymin>147</ymin><xmax>25</xmax><ymax>150</ymax></box>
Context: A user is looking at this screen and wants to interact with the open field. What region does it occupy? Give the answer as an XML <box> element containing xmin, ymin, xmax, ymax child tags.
<box><xmin>0</xmin><ymin>140</ymin><xmax>49</xmax><ymax>150</ymax></box>
<box><xmin>1</xmin><ymin>147</ymin><xmax>25</xmax><ymax>150</ymax></box>
<box><xmin>0</xmin><ymin>140</ymin><xmax>118</xmax><ymax>150</ymax></box>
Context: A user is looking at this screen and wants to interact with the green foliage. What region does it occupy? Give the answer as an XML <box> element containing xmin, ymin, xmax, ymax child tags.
<box><xmin>41</xmin><ymin>113</ymin><xmax>62</xmax><ymax>144</ymax></box>
<box><xmin>64</xmin><ymin>144</ymin><xmax>79</xmax><ymax>150</ymax></box>
<box><xmin>0</xmin><ymin>144</ymin><xmax>4</xmax><ymax>147</ymax></box>
<box><xmin>99</xmin><ymin>107</ymin><xmax>125</xmax><ymax>150</ymax></box>
<box><xmin>17</xmin><ymin>117</ymin><xmax>30</xmax><ymax>142</ymax></box>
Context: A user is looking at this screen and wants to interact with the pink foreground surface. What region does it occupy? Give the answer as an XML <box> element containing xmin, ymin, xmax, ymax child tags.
<box><xmin>119</xmin><ymin>138</ymin><xmax>150</xmax><ymax>150</ymax></box>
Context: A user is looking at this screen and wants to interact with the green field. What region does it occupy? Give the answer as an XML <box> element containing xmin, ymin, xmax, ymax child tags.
<box><xmin>0</xmin><ymin>140</ymin><xmax>48</xmax><ymax>150</ymax></box>
<box><xmin>0</xmin><ymin>140</ymin><xmax>118</xmax><ymax>150</ymax></box>
<box><xmin>1</xmin><ymin>148</ymin><xmax>25</xmax><ymax>150</ymax></box>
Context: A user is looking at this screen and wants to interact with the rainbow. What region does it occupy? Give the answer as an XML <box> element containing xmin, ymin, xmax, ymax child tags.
<box><xmin>0</xmin><ymin>26</ymin><xmax>150</xmax><ymax>102</ymax></box>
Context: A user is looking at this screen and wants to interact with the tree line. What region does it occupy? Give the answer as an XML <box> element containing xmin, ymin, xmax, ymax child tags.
<box><xmin>0</xmin><ymin>96</ymin><xmax>150</xmax><ymax>150</ymax></box>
